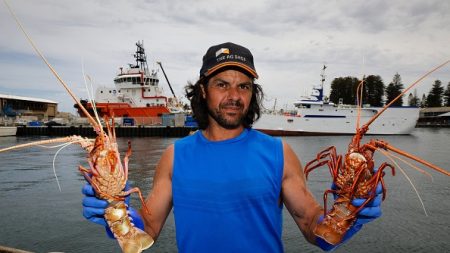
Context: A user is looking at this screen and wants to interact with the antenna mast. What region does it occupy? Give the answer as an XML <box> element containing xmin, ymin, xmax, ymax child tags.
<box><xmin>134</xmin><ymin>41</ymin><xmax>149</xmax><ymax>72</ymax></box>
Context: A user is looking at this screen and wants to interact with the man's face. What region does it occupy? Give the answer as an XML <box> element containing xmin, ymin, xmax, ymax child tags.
<box><xmin>203</xmin><ymin>69</ymin><xmax>253</xmax><ymax>129</ymax></box>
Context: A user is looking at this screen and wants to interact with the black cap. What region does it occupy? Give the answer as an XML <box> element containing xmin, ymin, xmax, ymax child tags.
<box><xmin>199</xmin><ymin>42</ymin><xmax>258</xmax><ymax>79</ymax></box>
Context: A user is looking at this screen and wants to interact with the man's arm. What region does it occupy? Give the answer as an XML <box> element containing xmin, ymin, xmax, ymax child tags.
<box><xmin>281</xmin><ymin>141</ymin><xmax>323</xmax><ymax>244</ymax></box>
<box><xmin>139</xmin><ymin>144</ymin><xmax>174</xmax><ymax>241</ymax></box>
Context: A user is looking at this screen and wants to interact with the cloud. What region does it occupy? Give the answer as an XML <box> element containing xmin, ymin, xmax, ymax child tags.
<box><xmin>0</xmin><ymin>0</ymin><xmax>448</xmax><ymax>113</ymax></box>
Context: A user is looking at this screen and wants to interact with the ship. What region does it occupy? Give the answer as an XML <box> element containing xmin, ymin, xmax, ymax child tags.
<box><xmin>75</xmin><ymin>41</ymin><xmax>180</xmax><ymax>125</ymax></box>
<box><xmin>253</xmin><ymin>66</ymin><xmax>420</xmax><ymax>136</ymax></box>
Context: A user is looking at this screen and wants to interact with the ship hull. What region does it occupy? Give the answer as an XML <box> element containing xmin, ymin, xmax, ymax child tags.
<box><xmin>75</xmin><ymin>101</ymin><xmax>171</xmax><ymax>118</ymax></box>
<box><xmin>254</xmin><ymin>107</ymin><xmax>419</xmax><ymax>136</ymax></box>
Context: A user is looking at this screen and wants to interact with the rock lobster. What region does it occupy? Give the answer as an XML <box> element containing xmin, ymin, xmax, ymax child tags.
<box><xmin>304</xmin><ymin>61</ymin><xmax>450</xmax><ymax>245</ymax></box>
<box><xmin>2</xmin><ymin>1</ymin><xmax>154</xmax><ymax>252</ymax></box>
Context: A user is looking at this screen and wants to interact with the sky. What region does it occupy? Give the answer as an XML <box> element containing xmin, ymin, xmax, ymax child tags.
<box><xmin>0</xmin><ymin>0</ymin><xmax>449</xmax><ymax>114</ymax></box>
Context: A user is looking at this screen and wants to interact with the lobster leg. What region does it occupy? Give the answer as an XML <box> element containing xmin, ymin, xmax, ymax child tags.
<box><xmin>119</xmin><ymin>142</ymin><xmax>151</xmax><ymax>215</ymax></box>
<box><xmin>371</xmin><ymin>163</ymin><xmax>395</xmax><ymax>200</ymax></box>
<box><xmin>119</xmin><ymin>187</ymin><xmax>150</xmax><ymax>215</ymax></box>
<box><xmin>123</xmin><ymin>141</ymin><xmax>132</xmax><ymax>183</ymax></box>
<box><xmin>80</xmin><ymin>165</ymin><xmax>125</xmax><ymax>202</ymax></box>
<box><xmin>351</xmin><ymin>163</ymin><xmax>394</xmax><ymax>215</ymax></box>
<box><xmin>304</xmin><ymin>160</ymin><xmax>332</xmax><ymax>178</ymax></box>
<box><xmin>304</xmin><ymin>146</ymin><xmax>341</xmax><ymax>179</ymax></box>
<box><xmin>322</xmin><ymin>188</ymin><xmax>338</xmax><ymax>216</ymax></box>
<box><xmin>349</xmin><ymin>162</ymin><xmax>370</xmax><ymax>194</ymax></box>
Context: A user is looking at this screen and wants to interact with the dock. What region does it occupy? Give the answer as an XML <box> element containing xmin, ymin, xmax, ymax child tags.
<box><xmin>16</xmin><ymin>126</ymin><xmax>196</xmax><ymax>137</ymax></box>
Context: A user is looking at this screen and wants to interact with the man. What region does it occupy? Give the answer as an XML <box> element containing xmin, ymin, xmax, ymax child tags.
<box><xmin>82</xmin><ymin>42</ymin><xmax>382</xmax><ymax>252</ymax></box>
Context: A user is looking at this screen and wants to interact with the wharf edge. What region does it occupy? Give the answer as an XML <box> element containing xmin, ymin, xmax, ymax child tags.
<box><xmin>16</xmin><ymin>126</ymin><xmax>196</xmax><ymax>138</ymax></box>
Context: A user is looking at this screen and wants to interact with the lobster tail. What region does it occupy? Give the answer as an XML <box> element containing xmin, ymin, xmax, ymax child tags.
<box><xmin>105</xmin><ymin>201</ymin><xmax>154</xmax><ymax>253</ymax></box>
<box><xmin>314</xmin><ymin>197</ymin><xmax>359</xmax><ymax>245</ymax></box>
<box><xmin>117</xmin><ymin>228</ymin><xmax>154</xmax><ymax>253</ymax></box>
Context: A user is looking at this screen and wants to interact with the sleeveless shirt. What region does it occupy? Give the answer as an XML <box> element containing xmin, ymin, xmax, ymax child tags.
<box><xmin>173</xmin><ymin>128</ymin><xmax>284</xmax><ymax>253</ymax></box>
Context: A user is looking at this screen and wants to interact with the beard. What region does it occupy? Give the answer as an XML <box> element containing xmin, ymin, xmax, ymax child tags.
<box><xmin>207</xmin><ymin>100</ymin><xmax>248</xmax><ymax>129</ymax></box>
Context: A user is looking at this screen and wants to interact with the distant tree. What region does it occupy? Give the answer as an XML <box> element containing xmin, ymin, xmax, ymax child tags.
<box><xmin>363</xmin><ymin>75</ymin><xmax>384</xmax><ymax>106</ymax></box>
<box><xmin>329</xmin><ymin>76</ymin><xmax>360</xmax><ymax>105</ymax></box>
<box><xmin>408</xmin><ymin>89</ymin><xmax>420</xmax><ymax>107</ymax></box>
<box><xmin>385</xmin><ymin>73</ymin><xmax>404</xmax><ymax>106</ymax></box>
<box><xmin>426</xmin><ymin>80</ymin><xmax>444</xmax><ymax>107</ymax></box>
<box><xmin>420</xmin><ymin>93</ymin><xmax>427</xmax><ymax>108</ymax></box>
<box><xmin>444</xmin><ymin>82</ymin><xmax>450</xmax><ymax>107</ymax></box>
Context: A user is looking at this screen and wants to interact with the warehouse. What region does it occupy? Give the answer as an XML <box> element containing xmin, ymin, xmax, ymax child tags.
<box><xmin>0</xmin><ymin>93</ymin><xmax>58</xmax><ymax>121</ymax></box>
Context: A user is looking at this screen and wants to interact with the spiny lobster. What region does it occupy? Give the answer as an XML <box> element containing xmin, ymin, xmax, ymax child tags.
<box><xmin>2</xmin><ymin>1</ymin><xmax>154</xmax><ymax>252</ymax></box>
<box><xmin>304</xmin><ymin>60</ymin><xmax>450</xmax><ymax>245</ymax></box>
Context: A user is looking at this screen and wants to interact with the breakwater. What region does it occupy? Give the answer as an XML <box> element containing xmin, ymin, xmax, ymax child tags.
<box><xmin>16</xmin><ymin>126</ymin><xmax>196</xmax><ymax>137</ymax></box>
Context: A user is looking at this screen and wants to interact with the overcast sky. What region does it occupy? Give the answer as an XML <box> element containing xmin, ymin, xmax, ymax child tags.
<box><xmin>1</xmin><ymin>0</ymin><xmax>449</xmax><ymax>114</ymax></box>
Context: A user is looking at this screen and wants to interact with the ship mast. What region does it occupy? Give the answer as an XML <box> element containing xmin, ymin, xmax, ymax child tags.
<box><xmin>133</xmin><ymin>41</ymin><xmax>149</xmax><ymax>73</ymax></box>
<box><xmin>318</xmin><ymin>64</ymin><xmax>326</xmax><ymax>101</ymax></box>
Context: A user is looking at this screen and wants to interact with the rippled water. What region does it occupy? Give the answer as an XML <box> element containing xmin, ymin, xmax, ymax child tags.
<box><xmin>0</xmin><ymin>128</ymin><xmax>449</xmax><ymax>253</ymax></box>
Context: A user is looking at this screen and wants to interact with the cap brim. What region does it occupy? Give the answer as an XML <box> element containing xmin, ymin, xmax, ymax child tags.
<box><xmin>205</xmin><ymin>62</ymin><xmax>258</xmax><ymax>79</ymax></box>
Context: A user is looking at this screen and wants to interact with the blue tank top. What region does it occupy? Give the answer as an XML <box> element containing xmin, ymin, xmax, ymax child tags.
<box><xmin>173</xmin><ymin>128</ymin><xmax>284</xmax><ymax>253</ymax></box>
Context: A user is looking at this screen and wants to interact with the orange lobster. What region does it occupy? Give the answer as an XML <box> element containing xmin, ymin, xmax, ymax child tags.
<box><xmin>304</xmin><ymin>60</ymin><xmax>450</xmax><ymax>245</ymax></box>
<box><xmin>78</xmin><ymin>117</ymin><xmax>154</xmax><ymax>253</ymax></box>
<box><xmin>3</xmin><ymin>1</ymin><xmax>154</xmax><ymax>252</ymax></box>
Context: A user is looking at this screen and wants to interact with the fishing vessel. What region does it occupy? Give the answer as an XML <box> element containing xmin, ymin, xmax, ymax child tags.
<box><xmin>74</xmin><ymin>41</ymin><xmax>179</xmax><ymax>123</ymax></box>
<box><xmin>253</xmin><ymin>67</ymin><xmax>420</xmax><ymax>136</ymax></box>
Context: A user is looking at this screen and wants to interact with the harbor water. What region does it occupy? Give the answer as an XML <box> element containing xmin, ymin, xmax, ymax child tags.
<box><xmin>0</xmin><ymin>128</ymin><xmax>449</xmax><ymax>253</ymax></box>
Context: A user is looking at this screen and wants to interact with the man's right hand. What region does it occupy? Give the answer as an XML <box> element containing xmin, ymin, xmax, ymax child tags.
<box><xmin>82</xmin><ymin>183</ymin><xmax>109</xmax><ymax>226</ymax></box>
<box><xmin>81</xmin><ymin>182</ymin><xmax>146</xmax><ymax>240</ymax></box>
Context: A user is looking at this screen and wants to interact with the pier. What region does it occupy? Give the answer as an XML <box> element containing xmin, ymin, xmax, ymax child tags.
<box><xmin>16</xmin><ymin>126</ymin><xmax>196</xmax><ymax>137</ymax></box>
<box><xmin>416</xmin><ymin>107</ymin><xmax>450</xmax><ymax>127</ymax></box>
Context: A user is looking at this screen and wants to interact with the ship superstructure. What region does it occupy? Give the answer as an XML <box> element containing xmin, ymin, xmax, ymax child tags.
<box><xmin>76</xmin><ymin>41</ymin><xmax>173</xmax><ymax>121</ymax></box>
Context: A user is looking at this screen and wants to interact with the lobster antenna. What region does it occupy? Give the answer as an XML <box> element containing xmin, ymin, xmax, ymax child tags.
<box><xmin>355</xmin><ymin>78</ymin><xmax>365</xmax><ymax>130</ymax></box>
<box><xmin>379</xmin><ymin>149</ymin><xmax>428</xmax><ymax>216</ymax></box>
<box><xmin>356</xmin><ymin>53</ymin><xmax>366</xmax><ymax>131</ymax></box>
<box><xmin>0</xmin><ymin>137</ymin><xmax>83</xmax><ymax>153</ymax></box>
<box><xmin>51</xmin><ymin>137</ymin><xmax>92</xmax><ymax>192</ymax></box>
<box><xmin>86</xmin><ymin>75</ymin><xmax>103</xmax><ymax>132</ymax></box>
<box><xmin>378</xmin><ymin>141</ymin><xmax>450</xmax><ymax>176</ymax></box>
<box><xmin>82</xmin><ymin>72</ymin><xmax>100</xmax><ymax>126</ymax></box>
<box><xmin>383</xmin><ymin>151</ymin><xmax>434</xmax><ymax>182</ymax></box>
<box><xmin>359</xmin><ymin>54</ymin><xmax>366</xmax><ymax>110</ymax></box>
<box><xmin>38</xmin><ymin>142</ymin><xmax>79</xmax><ymax>149</ymax></box>
<box><xmin>81</xmin><ymin>61</ymin><xmax>104</xmax><ymax>138</ymax></box>
<box><xmin>363</xmin><ymin>60</ymin><xmax>450</xmax><ymax>129</ymax></box>
<box><xmin>3</xmin><ymin>0</ymin><xmax>100</xmax><ymax>130</ymax></box>
<box><xmin>52</xmin><ymin>142</ymin><xmax>74</xmax><ymax>192</ymax></box>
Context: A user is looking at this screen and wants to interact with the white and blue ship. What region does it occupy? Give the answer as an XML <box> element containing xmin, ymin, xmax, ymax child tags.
<box><xmin>254</xmin><ymin>67</ymin><xmax>419</xmax><ymax>135</ymax></box>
